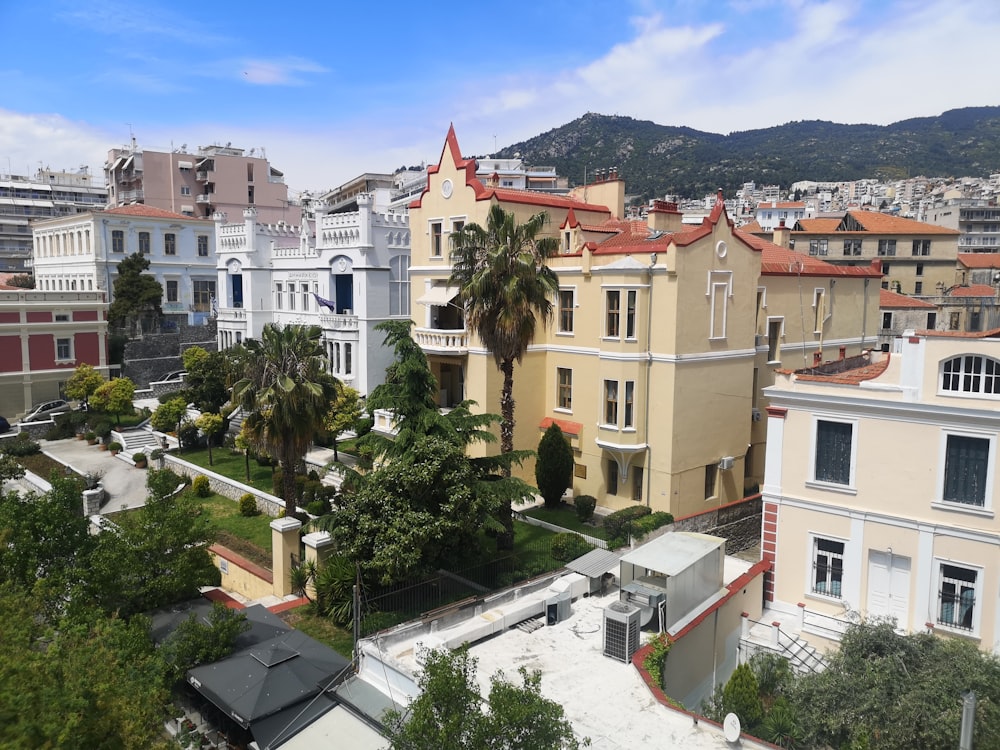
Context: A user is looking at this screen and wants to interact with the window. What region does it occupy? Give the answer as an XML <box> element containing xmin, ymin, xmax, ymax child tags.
<box><xmin>843</xmin><ymin>239</ymin><xmax>862</xmax><ymax>256</ymax></box>
<box><xmin>302</xmin><ymin>285</ymin><xmax>310</xmax><ymax>311</ymax></box>
<box><xmin>625</xmin><ymin>290</ymin><xmax>637</xmax><ymax>339</ymax></box>
<box><xmin>632</xmin><ymin>467</ymin><xmax>643</xmax><ymax>502</ymax></box>
<box><xmin>704</xmin><ymin>463</ymin><xmax>717</xmax><ymax>500</ymax></box>
<box><xmin>938</xmin><ymin>564</ymin><xmax>977</xmax><ymax>631</ymax></box>
<box><xmin>813</xmin><ymin>289</ymin><xmax>826</xmax><ymax>333</ymax></box>
<box><xmin>55</xmin><ymin>337</ymin><xmax>72</xmax><ymax>361</ymax></box>
<box><xmin>606</xmin><ymin>291</ymin><xmax>620</xmax><ymax>337</ymax></box>
<box><xmin>912</xmin><ymin>239</ymin><xmax>931</xmax><ymax>256</ymax></box>
<box><xmin>623</xmin><ymin>381</ymin><xmax>634</xmax><ymax>428</ymax></box>
<box><xmin>287</xmin><ymin>283</ymin><xmax>296</xmax><ymax>310</ymax></box>
<box><xmin>557</xmin><ymin>368</ymin><xmax>572</xmax><ymax>411</ymax></box>
<box><xmin>248</xmin><ymin>186</ymin><xmax>255</xmax><ymax>205</ymax></box>
<box><xmin>558</xmin><ymin>289</ymin><xmax>574</xmax><ymax>333</ymax></box>
<box><xmin>275</xmin><ymin>282</ymin><xmax>283</xmax><ymax>310</ymax></box>
<box><xmin>942</xmin><ymin>434</ymin><xmax>989</xmax><ymax>507</ymax></box>
<box><xmin>563</xmin><ymin>231</ymin><xmax>571</xmax><ymax>253</ymax></box>
<box><xmin>949</xmin><ymin>312</ymin><xmax>961</xmax><ymax>330</ymax></box>
<box><xmin>914</xmin><ymin>281</ymin><xmax>923</xmax><ymax>295</ymax></box>
<box><xmin>430</xmin><ymin>222</ymin><xmax>442</xmax><ymax>257</ymax></box>
<box><xmin>877</xmin><ymin>239</ymin><xmax>896</xmax><ymax>256</ymax></box>
<box><xmin>247</xmin><ymin>163</ymin><xmax>254</xmax><ymax>182</ymax></box>
<box><xmin>811</xmin><ymin>538</ymin><xmax>844</xmax><ymax>598</ymax></box>
<box><xmin>452</xmin><ymin>220</ymin><xmax>464</xmax><ymax>236</ymax></box>
<box><xmin>180</xmin><ymin>186</ymin><xmax>191</xmax><ymax>196</ymax></box>
<box><xmin>767</xmin><ymin>318</ymin><xmax>783</xmax><ymax>362</ymax></box>
<box><xmin>927</xmin><ymin>312</ymin><xmax>937</xmax><ymax>330</ymax></box>
<box><xmin>166</xmin><ymin>280</ymin><xmax>178</xmax><ymax>303</ymax></box>
<box><xmin>164</xmin><ymin>233</ymin><xmax>176</xmax><ymax>255</ymax></box>
<box><xmin>915</xmin><ymin>263</ymin><xmax>924</xmax><ymax>276</ymax></box>
<box><xmin>138</xmin><ymin>231</ymin><xmax>150</xmax><ymax>254</ymax></box>
<box><xmin>604</xmin><ymin>380</ymin><xmax>618</xmax><ymax>425</ymax></box>
<box><xmin>112</xmin><ymin>230</ymin><xmax>124</xmax><ymax>253</ymax></box>
<box><xmin>809</xmin><ymin>239</ymin><xmax>828</xmax><ymax>256</ymax></box>
<box><xmin>344</xmin><ymin>343</ymin><xmax>352</xmax><ymax>375</ymax></box>
<box><xmin>814</xmin><ymin>419</ymin><xmax>853</xmax><ymax>486</ymax></box>
<box><xmin>941</xmin><ymin>355</ymin><xmax>1000</xmax><ymax>395</ymax></box>
<box><xmin>882</xmin><ymin>312</ymin><xmax>893</xmax><ymax>329</ymax></box>
<box><xmin>881</xmin><ymin>262</ymin><xmax>890</xmax><ymax>275</ymax></box>
<box><xmin>197</xmin><ymin>236</ymin><xmax>209</xmax><ymax>256</ymax></box>
<box><xmin>607</xmin><ymin>460</ymin><xmax>618</xmax><ymax>495</ymax></box>
<box><xmin>192</xmin><ymin>280</ymin><xmax>215</xmax><ymax>312</ymax></box>
<box><xmin>389</xmin><ymin>256</ymin><xmax>410</xmax><ymax>315</ymax></box>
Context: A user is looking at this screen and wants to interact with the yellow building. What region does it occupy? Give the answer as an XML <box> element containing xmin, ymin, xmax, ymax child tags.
<box><xmin>762</xmin><ymin>332</ymin><xmax>1000</xmax><ymax>654</ymax></box>
<box><xmin>409</xmin><ymin>127</ymin><xmax>881</xmax><ymax>517</ymax></box>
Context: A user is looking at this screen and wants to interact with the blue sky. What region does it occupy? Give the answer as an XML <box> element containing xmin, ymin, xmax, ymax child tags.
<box><xmin>2</xmin><ymin>0</ymin><xmax>998</xmax><ymax>197</ymax></box>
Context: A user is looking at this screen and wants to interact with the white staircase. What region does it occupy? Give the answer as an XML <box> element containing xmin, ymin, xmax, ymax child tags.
<box><xmin>112</xmin><ymin>428</ymin><xmax>160</xmax><ymax>454</ymax></box>
<box><xmin>741</xmin><ymin>619</ymin><xmax>828</xmax><ymax>675</ymax></box>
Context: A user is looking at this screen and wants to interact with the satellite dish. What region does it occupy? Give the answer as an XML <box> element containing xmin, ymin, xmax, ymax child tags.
<box><xmin>723</xmin><ymin>713</ymin><xmax>741</xmax><ymax>743</ymax></box>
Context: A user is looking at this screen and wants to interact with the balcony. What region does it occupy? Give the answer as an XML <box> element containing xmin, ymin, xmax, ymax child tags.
<box><xmin>196</xmin><ymin>194</ymin><xmax>213</xmax><ymax>204</ymax></box>
<box><xmin>414</xmin><ymin>327</ymin><xmax>468</xmax><ymax>354</ymax></box>
<box><xmin>216</xmin><ymin>307</ymin><xmax>247</xmax><ymax>322</ymax></box>
<box><xmin>195</xmin><ymin>170</ymin><xmax>213</xmax><ymax>181</ymax></box>
<box><xmin>318</xmin><ymin>312</ymin><xmax>359</xmax><ymax>330</ymax></box>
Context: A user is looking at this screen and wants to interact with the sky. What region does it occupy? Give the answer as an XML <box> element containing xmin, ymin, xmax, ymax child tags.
<box><xmin>2</xmin><ymin>0</ymin><xmax>999</xmax><ymax>198</ymax></box>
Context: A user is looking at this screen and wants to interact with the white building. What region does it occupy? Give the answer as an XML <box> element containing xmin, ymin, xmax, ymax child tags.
<box><xmin>214</xmin><ymin>188</ymin><xmax>410</xmax><ymax>396</ymax></box>
<box><xmin>31</xmin><ymin>204</ymin><xmax>218</xmax><ymax>326</ymax></box>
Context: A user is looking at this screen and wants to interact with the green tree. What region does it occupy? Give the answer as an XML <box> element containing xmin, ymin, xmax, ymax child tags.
<box><xmin>0</xmin><ymin>454</ymin><xmax>24</xmax><ymax>483</ymax></box>
<box><xmin>722</xmin><ymin>662</ymin><xmax>763</xmax><ymax>730</ymax></box>
<box><xmin>232</xmin><ymin>324</ymin><xmax>339</xmax><ymax>516</ymax></box>
<box><xmin>151</xmin><ymin>396</ymin><xmax>187</xmax><ymax>433</ymax></box>
<box><xmin>535</xmin><ymin>423</ymin><xmax>574</xmax><ymax>508</ymax></box>
<box><xmin>158</xmin><ymin>602</ymin><xmax>249</xmax><ymax>681</ymax></box>
<box><xmin>322</xmin><ymin>385</ymin><xmax>362</xmax><ymax>462</ymax></box>
<box><xmin>195</xmin><ymin>412</ymin><xmax>224</xmax><ymax>466</ymax></box>
<box><xmin>182</xmin><ymin>346</ymin><xmax>230</xmax><ymax>413</ymax></box>
<box><xmin>63</xmin><ymin>363</ymin><xmax>104</xmax><ymax>406</ymax></box>
<box><xmin>108</xmin><ymin>252</ymin><xmax>163</xmax><ymax>336</ymax></box>
<box><xmin>449</xmin><ymin>205</ymin><xmax>560</xmax><ymax>550</ymax></box>
<box><xmin>385</xmin><ymin>646</ymin><xmax>585</xmax><ymax>750</ymax></box>
<box><xmin>89</xmin><ymin>377</ymin><xmax>135</xmax><ymax>425</ymax></box>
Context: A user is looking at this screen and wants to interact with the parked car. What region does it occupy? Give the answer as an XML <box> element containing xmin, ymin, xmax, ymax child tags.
<box><xmin>161</xmin><ymin>370</ymin><xmax>187</xmax><ymax>382</ymax></box>
<box><xmin>0</xmin><ymin>416</ymin><xmax>10</xmax><ymax>433</ymax></box>
<box><xmin>22</xmin><ymin>399</ymin><xmax>72</xmax><ymax>422</ymax></box>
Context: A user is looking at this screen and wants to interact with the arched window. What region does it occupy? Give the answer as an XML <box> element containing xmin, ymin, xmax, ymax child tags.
<box><xmin>941</xmin><ymin>354</ymin><xmax>1000</xmax><ymax>396</ymax></box>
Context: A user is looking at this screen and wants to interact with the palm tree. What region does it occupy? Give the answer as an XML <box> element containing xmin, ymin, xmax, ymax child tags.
<box><xmin>232</xmin><ymin>324</ymin><xmax>339</xmax><ymax>517</ymax></box>
<box><xmin>449</xmin><ymin>205</ymin><xmax>559</xmax><ymax>549</ymax></box>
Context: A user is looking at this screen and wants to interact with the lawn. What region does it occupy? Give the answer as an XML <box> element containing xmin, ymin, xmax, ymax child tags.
<box><xmin>176</xmin><ymin>447</ymin><xmax>276</xmax><ymax>494</ymax></box>
<box><xmin>197</xmin><ymin>493</ymin><xmax>273</xmax><ymax>555</ymax></box>
<box><xmin>281</xmin><ymin>606</ymin><xmax>355</xmax><ymax>659</ymax></box>
<box><xmin>523</xmin><ymin>503</ymin><xmax>609</xmax><ymax>540</ymax></box>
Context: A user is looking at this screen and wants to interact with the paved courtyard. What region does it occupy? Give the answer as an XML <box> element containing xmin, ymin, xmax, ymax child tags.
<box><xmin>42</xmin><ymin>437</ymin><xmax>151</xmax><ymax>512</ymax></box>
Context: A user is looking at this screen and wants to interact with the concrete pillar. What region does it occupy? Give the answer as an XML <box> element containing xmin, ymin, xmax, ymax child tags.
<box><xmin>270</xmin><ymin>517</ymin><xmax>302</xmax><ymax>597</ymax></box>
<box><xmin>740</xmin><ymin>611</ymin><xmax>750</xmax><ymax>640</ymax></box>
<box><xmin>302</xmin><ymin>531</ymin><xmax>335</xmax><ymax>599</ymax></box>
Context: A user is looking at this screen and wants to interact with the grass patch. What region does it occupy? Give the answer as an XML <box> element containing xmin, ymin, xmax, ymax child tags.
<box><xmin>176</xmin><ymin>448</ymin><xmax>276</xmax><ymax>494</ymax></box>
<box><xmin>523</xmin><ymin>504</ymin><xmax>609</xmax><ymax>540</ymax></box>
<box><xmin>14</xmin><ymin>453</ymin><xmax>82</xmax><ymax>483</ymax></box>
<box><xmin>196</xmin><ymin>493</ymin><xmax>272</xmax><ymax>558</ymax></box>
<box><xmin>281</xmin><ymin>605</ymin><xmax>355</xmax><ymax>659</ymax></box>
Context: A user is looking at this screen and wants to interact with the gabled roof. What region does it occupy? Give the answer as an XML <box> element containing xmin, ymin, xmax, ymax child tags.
<box><xmin>105</xmin><ymin>204</ymin><xmax>208</xmax><ymax>221</ymax></box>
<box><xmin>958</xmin><ymin>253</ymin><xmax>1000</xmax><ymax>269</ymax></box>
<box><xmin>880</xmin><ymin>289</ymin><xmax>936</xmax><ymax>309</ymax></box>
<box><xmin>949</xmin><ymin>284</ymin><xmax>996</xmax><ymax>297</ymax></box>
<box><xmin>739</xmin><ymin>232</ymin><xmax>881</xmax><ymax>278</ymax></box>
<box><xmin>739</xmin><ymin>219</ymin><xmax>764</xmax><ymax>233</ymax></box>
<box><xmin>793</xmin><ymin>211</ymin><xmax>958</xmax><ymax>236</ymax></box>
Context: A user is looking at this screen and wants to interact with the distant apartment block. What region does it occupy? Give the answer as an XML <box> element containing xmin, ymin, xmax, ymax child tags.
<box><xmin>105</xmin><ymin>140</ymin><xmax>301</xmax><ymax>225</ymax></box>
<box><xmin>0</xmin><ymin>168</ymin><xmax>105</xmax><ymax>272</ymax></box>
<box><xmin>921</xmin><ymin>199</ymin><xmax>1000</xmax><ymax>254</ymax></box>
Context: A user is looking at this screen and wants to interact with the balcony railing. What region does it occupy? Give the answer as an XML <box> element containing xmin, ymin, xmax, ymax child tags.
<box><xmin>318</xmin><ymin>313</ymin><xmax>359</xmax><ymax>330</ymax></box>
<box><xmin>216</xmin><ymin>307</ymin><xmax>246</xmax><ymax>322</ymax></box>
<box><xmin>196</xmin><ymin>194</ymin><xmax>213</xmax><ymax>204</ymax></box>
<box><xmin>413</xmin><ymin>327</ymin><xmax>468</xmax><ymax>353</ymax></box>
<box><xmin>196</xmin><ymin>170</ymin><xmax>212</xmax><ymax>181</ymax></box>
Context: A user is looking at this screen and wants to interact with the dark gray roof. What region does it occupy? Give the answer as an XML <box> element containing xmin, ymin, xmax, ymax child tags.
<box><xmin>150</xmin><ymin>599</ymin><xmax>290</xmax><ymax>649</ymax></box>
<box><xmin>565</xmin><ymin>548</ymin><xmax>622</xmax><ymax>579</ymax></box>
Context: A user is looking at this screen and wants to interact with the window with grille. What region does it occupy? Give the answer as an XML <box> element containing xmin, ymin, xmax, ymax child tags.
<box><xmin>942</xmin><ymin>434</ymin><xmax>989</xmax><ymax>507</ymax></box>
<box><xmin>812</xmin><ymin>538</ymin><xmax>844</xmax><ymax>597</ymax></box>
<box><xmin>814</xmin><ymin>420</ymin><xmax>853</xmax><ymax>485</ymax></box>
<box><xmin>938</xmin><ymin>564</ymin><xmax>976</xmax><ymax>631</ymax></box>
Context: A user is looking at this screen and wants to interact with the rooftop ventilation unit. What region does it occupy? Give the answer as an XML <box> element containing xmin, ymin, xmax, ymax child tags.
<box><xmin>603</xmin><ymin>601</ymin><xmax>641</xmax><ymax>663</ymax></box>
<box><xmin>546</xmin><ymin>591</ymin><xmax>571</xmax><ymax>626</ymax></box>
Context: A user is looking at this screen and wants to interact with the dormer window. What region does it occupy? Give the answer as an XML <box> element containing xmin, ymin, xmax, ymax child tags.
<box><xmin>941</xmin><ymin>354</ymin><xmax>1000</xmax><ymax>396</ymax></box>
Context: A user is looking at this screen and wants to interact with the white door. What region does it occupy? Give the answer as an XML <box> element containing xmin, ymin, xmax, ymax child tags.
<box><xmin>866</xmin><ymin>550</ymin><xmax>910</xmax><ymax>631</ymax></box>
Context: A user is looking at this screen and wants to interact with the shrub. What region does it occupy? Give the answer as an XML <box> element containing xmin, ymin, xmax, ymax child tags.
<box><xmin>574</xmin><ymin>494</ymin><xmax>597</xmax><ymax>522</ymax></box>
<box><xmin>307</xmin><ymin>469</ymin><xmax>320</xmax><ymax>482</ymax></box>
<box><xmin>132</xmin><ymin>452</ymin><xmax>147</xmax><ymax>464</ymax></box>
<box><xmin>107</xmin><ymin>441</ymin><xmax>123</xmax><ymax>453</ymax></box>
<box><xmin>722</xmin><ymin>662</ymin><xmax>763</xmax><ymax>730</ymax></box>
<box><xmin>45</xmin><ymin>410</ymin><xmax>89</xmax><ymax>440</ymax></box>
<box><xmin>192</xmin><ymin>474</ymin><xmax>212</xmax><ymax>498</ymax></box>
<box><xmin>151</xmin><ymin>397</ymin><xmax>187</xmax><ymax>432</ymax></box>
<box><xmin>306</xmin><ymin>500</ymin><xmax>326</xmax><ymax>516</ymax></box>
<box><xmin>178</xmin><ymin>419</ymin><xmax>200</xmax><ymax>449</ymax></box>
<box><xmin>91</xmin><ymin>420</ymin><xmax>113</xmax><ymax>440</ymax></box>
<box><xmin>603</xmin><ymin>505</ymin><xmax>651</xmax><ymax>541</ymax></box>
<box><xmin>1</xmin><ymin>433</ymin><xmax>41</xmax><ymax>457</ymax></box>
<box><xmin>149</xmin><ymin>448</ymin><xmax>164</xmax><ymax>461</ymax></box>
<box><xmin>84</xmin><ymin>432</ymin><xmax>97</xmax><ymax>443</ymax></box>
<box><xmin>239</xmin><ymin>493</ymin><xmax>260</xmax><ymax>517</ymax></box>
<box><xmin>550</xmin><ymin>532</ymin><xmax>593</xmax><ymax>562</ymax></box>
<box><xmin>632</xmin><ymin>511</ymin><xmax>674</xmax><ymax>539</ymax></box>
<box><xmin>535</xmin><ymin>423</ymin><xmax>574</xmax><ymax>508</ymax></box>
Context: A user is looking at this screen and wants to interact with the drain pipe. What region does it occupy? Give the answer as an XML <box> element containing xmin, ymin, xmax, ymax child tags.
<box><xmin>643</xmin><ymin>253</ymin><xmax>656</xmax><ymax>508</ymax></box>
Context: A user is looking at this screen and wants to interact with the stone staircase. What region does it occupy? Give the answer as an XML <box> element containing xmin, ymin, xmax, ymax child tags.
<box><xmin>112</xmin><ymin>428</ymin><xmax>160</xmax><ymax>455</ymax></box>
<box><xmin>227</xmin><ymin>406</ymin><xmax>245</xmax><ymax>435</ymax></box>
<box><xmin>741</xmin><ymin>618</ymin><xmax>828</xmax><ymax>675</ymax></box>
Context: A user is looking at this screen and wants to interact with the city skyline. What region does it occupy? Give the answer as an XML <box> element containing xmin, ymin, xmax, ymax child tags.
<box><xmin>2</xmin><ymin>0</ymin><xmax>999</xmax><ymax>197</ymax></box>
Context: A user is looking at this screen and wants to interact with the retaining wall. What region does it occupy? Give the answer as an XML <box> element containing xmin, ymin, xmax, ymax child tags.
<box><xmin>163</xmin><ymin>454</ymin><xmax>284</xmax><ymax>517</ymax></box>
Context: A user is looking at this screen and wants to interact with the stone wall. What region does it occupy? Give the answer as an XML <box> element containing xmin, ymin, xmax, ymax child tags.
<box><xmin>122</xmin><ymin>320</ymin><xmax>218</xmax><ymax>387</ymax></box>
<box><xmin>671</xmin><ymin>495</ymin><xmax>762</xmax><ymax>555</ymax></box>
<box><xmin>163</xmin><ymin>454</ymin><xmax>284</xmax><ymax>517</ymax></box>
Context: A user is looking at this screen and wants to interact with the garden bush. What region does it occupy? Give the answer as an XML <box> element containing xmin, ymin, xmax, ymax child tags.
<box><xmin>192</xmin><ymin>474</ymin><xmax>212</xmax><ymax>498</ymax></box>
<box><xmin>632</xmin><ymin>511</ymin><xmax>674</xmax><ymax>539</ymax></box>
<box><xmin>603</xmin><ymin>505</ymin><xmax>651</xmax><ymax>541</ymax></box>
<box><xmin>132</xmin><ymin>452</ymin><xmax>147</xmax><ymax>464</ymax></box>
<box><xmin>535</xmin><ymin>423</ymin><xmax>574</xmax><ymax>508</ymax></box>
<box><xmin>107</xmin><ymin>441</ymin><xmax>123</xmax><ymax>453</ymax></box>
<box><xmin>306</xmin><ymin>500</ymin><xmax>326</xmax><ymax>517</ymax></box>
<box><xmin>45</xmin><ymin>411</ymin><xmax>89</xmax><ymax>440</ymax></box>
<box><xmin>239</xmin><ymin>493</ymin><xmax>260</xmax><ymax>517</ymax></box>
<box><xmin>1</xmin><ymin>433</ymin><xmax>41</xmax><ymax>457</ymax></box>
<box><xmin>550</xmin><ymin>533</ymin><xmax>594</xmax><ymax>562</ymax></box>
<box><xmin>91</xmin><ymin>420</ymin><xmax>113</xmax><ymax>441</ymax></box>
<box><xmin>178</xmin><ymin>419</ymin><xmax>200</xmax><ymax>450</ymax></box>
<box><xmin>574</xmin><ymin>494</ymin><xmax>597</xmax><ymax>522</ymax></box>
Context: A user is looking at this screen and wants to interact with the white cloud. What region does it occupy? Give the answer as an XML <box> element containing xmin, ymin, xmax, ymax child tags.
<box><xmin>0</xmin><ymin>110</ymin><xmax>112</xmax><ymax>179</ymax></box>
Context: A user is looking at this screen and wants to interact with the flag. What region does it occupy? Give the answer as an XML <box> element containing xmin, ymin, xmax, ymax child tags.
<box><xmin>313</xmin><ymin>292</ymin><xmax>336</xmax><ymax>311</ymax></box>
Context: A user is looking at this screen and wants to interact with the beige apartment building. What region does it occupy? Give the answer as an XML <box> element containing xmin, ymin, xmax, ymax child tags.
<box><xmin>762</xmin><ymin>332</ymin><xmax>1000</xmax><ymax>654</ymax></box>
<box><xmin>408</xmin><ymin>127</ymin><xmax>881</xmax><ymax>517</ymax></box>
<box><xmin>105</xmin><ymin>141</ymin><xmax>300</xmax><ymax>225</ymax></box>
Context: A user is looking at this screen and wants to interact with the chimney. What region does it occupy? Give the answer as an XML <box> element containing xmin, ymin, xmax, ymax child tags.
<box><xmin>813</xmin><ymin>351</ymin><xmax>822</xmax><ymax>366</ymax></box>
<box><xmin>773</xmin><ymin>218</ymin><xmax>791</xmax><ymax>248</ymax></box>
<box><xmin>648</xmin><ymin>200</ymin><xmax>683</xmax><ymax>233</ymax></box>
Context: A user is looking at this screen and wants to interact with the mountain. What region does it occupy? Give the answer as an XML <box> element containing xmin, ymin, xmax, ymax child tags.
<box><xmin>494</xmin><ymin>107</ymin><xmax>1000</xmax><ymax>201</ymax></box>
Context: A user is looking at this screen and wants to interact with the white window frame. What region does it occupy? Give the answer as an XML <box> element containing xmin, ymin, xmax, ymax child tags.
<box><xmin>165</xmin><ymin>279</ymin><xmax>179</xmax><ymax>303</ymax></box>
<box><xmin>55</xmin><ymin>336</ymin><xmax>73</xmax><ymax>362</ymax></box>
<box><xmin>812</xmin><ymin>288</ymin><xmax>826</xmax><ymax>334</ymax></box>
<box><xmin>707</xmin><ymin>271</ymin><xmax>733</xmax><ymax>341</ymax></box>
<box><xmin>934</xmin><ymin>558</ymin><xmax>982</xmax><ymax>636</ymax></box>
<box><xmin>275</xmin><ymin>282</ymin><xmax>283</xmax><ymax>310</ymax></box>
<box><xmin>557</xmin><ymin>287</ymin><xmax>576</xmax><ymax>335</ymax></box>
<box><xmin>934</xmin><ymin>428</ymin><xmax>995</xmax><ymax>515</ymax></box>
<box><xmin>938</xmin><ymin>354</ymin><xmax>1000</xmax><ymax>400</ymax></box>
<box><xmin>555</xmin><ymin>367</ymin><xmax>573</xmax><ymax>413</ymax></box>
<box><xmin>604</xmin><ymin>290</ymin><xmax>621</xmax><ymax>339</ymax></box>
<box><xmin>766</xmin><ymin>316</ymin><xmax>784</xmax><ymax>364</ymax></box>
<box><xmin>429</xmin><ymin>219</ymin><xmax>444</xmax><ymax>258</ymax></box>
<box><xmin>602</xmin><ymin>379</ymin><xmax>619</xmax><ymax>428</ymax></box>
<box><xmin>807</xmin><ymin>415</ymin><xmax>858</xmax><ymax>493</ymax></box>
<box><xmin>806</xmin><ymin>533</ymin><xmax>847</xmax><ymax>601</ymax></box>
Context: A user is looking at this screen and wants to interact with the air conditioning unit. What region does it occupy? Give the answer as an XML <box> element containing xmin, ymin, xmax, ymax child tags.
<box><xmin>751</xmin><ymin>408</ymin><xmax>762</xmax><ymax>422</ymax></box>
<box><xmin>603</xmin><ymin>601</ymin><xmax>641</xmax><ymax>663</ymax></box>
<box><xmin>719</xmin><ymin>456</ymin><xmax>735</xmax><ymax>471</ymax></box>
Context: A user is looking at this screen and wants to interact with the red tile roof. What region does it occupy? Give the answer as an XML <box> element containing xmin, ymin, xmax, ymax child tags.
<box><xmin>795</xmin><ymin>211</ymin><xmax>958</xmax><ymax>236</ymax></box>
<box><xmin>880</xmin><ymin>289</ymin><xmax>936</xmax><ymax>309</ymax></box>
<box><xmin>740</xmin><ymin>232</ymin><xmax>881</xmax><ymax>278</ymax></box>
<box><xmin>539</xmin><ymin>417</ymin><xmax>583</xmax><ymax>435</ymax></box>
<box><xmin>793</xmin><ymin>218</ymin><xmax>841</xmax><ymax>233</ymax></box>
<box><xmin>105</xmin><ymin>204</ymin><xmax>208</xmax><ymax>221</ymax></box>
<box><xmin>958</xmin><ymin>253</ymin><xmax>1000</xmax><ymax>269</ymax></box>
<box><xmin>794</xmin><ymin>354</ymin><xmax>891</xmax><ymax>385</ymax></box>
<box><xmin>949</xmin><ymin>284</ymin><xmax>996</xmax><ymax>297</ymax></box>
<box><xmin>739</xmin><ymin>219</ymin><xmax>764</xmax><ymax>233</ymax></box>
<box><xmin>921</xmin><ymin>327</ymin><xmax>1000</xmax><ymax>339</ymax></box>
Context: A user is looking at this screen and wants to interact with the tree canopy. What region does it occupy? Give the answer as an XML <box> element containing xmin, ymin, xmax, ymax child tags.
<box><xmin>182</xmin><ymin>346</ymin><xmax>230</xmax><ymax>413</ymax></box>
<box><xmin>63</xmin><ymin>363</ymin><xmax>104</xmax><ymax>404</ymax></box>
<box><xmin>536</xmin><ymin>423</ymin><xmax>574</xmax><ymax>508</ymax></box>
<box><xmin>108</xmin><ymin>252</ymin><xmax>163</xmax><ymax>336</ymax></box>
<box><xmin>89</xmin><ymin>377</ymin><xmax>135</xmax><ymax>425</ymax></box>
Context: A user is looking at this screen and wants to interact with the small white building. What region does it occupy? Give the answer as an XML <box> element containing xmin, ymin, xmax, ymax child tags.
<box><xmin>31</xmin><ymin>204</ymin><xmax>218</xmax><ymax>326</ymax></box>
<box><xmin>214</xmin><ymin>189</ymin><xmax>410</xmax><ymax>396</ymax></box>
